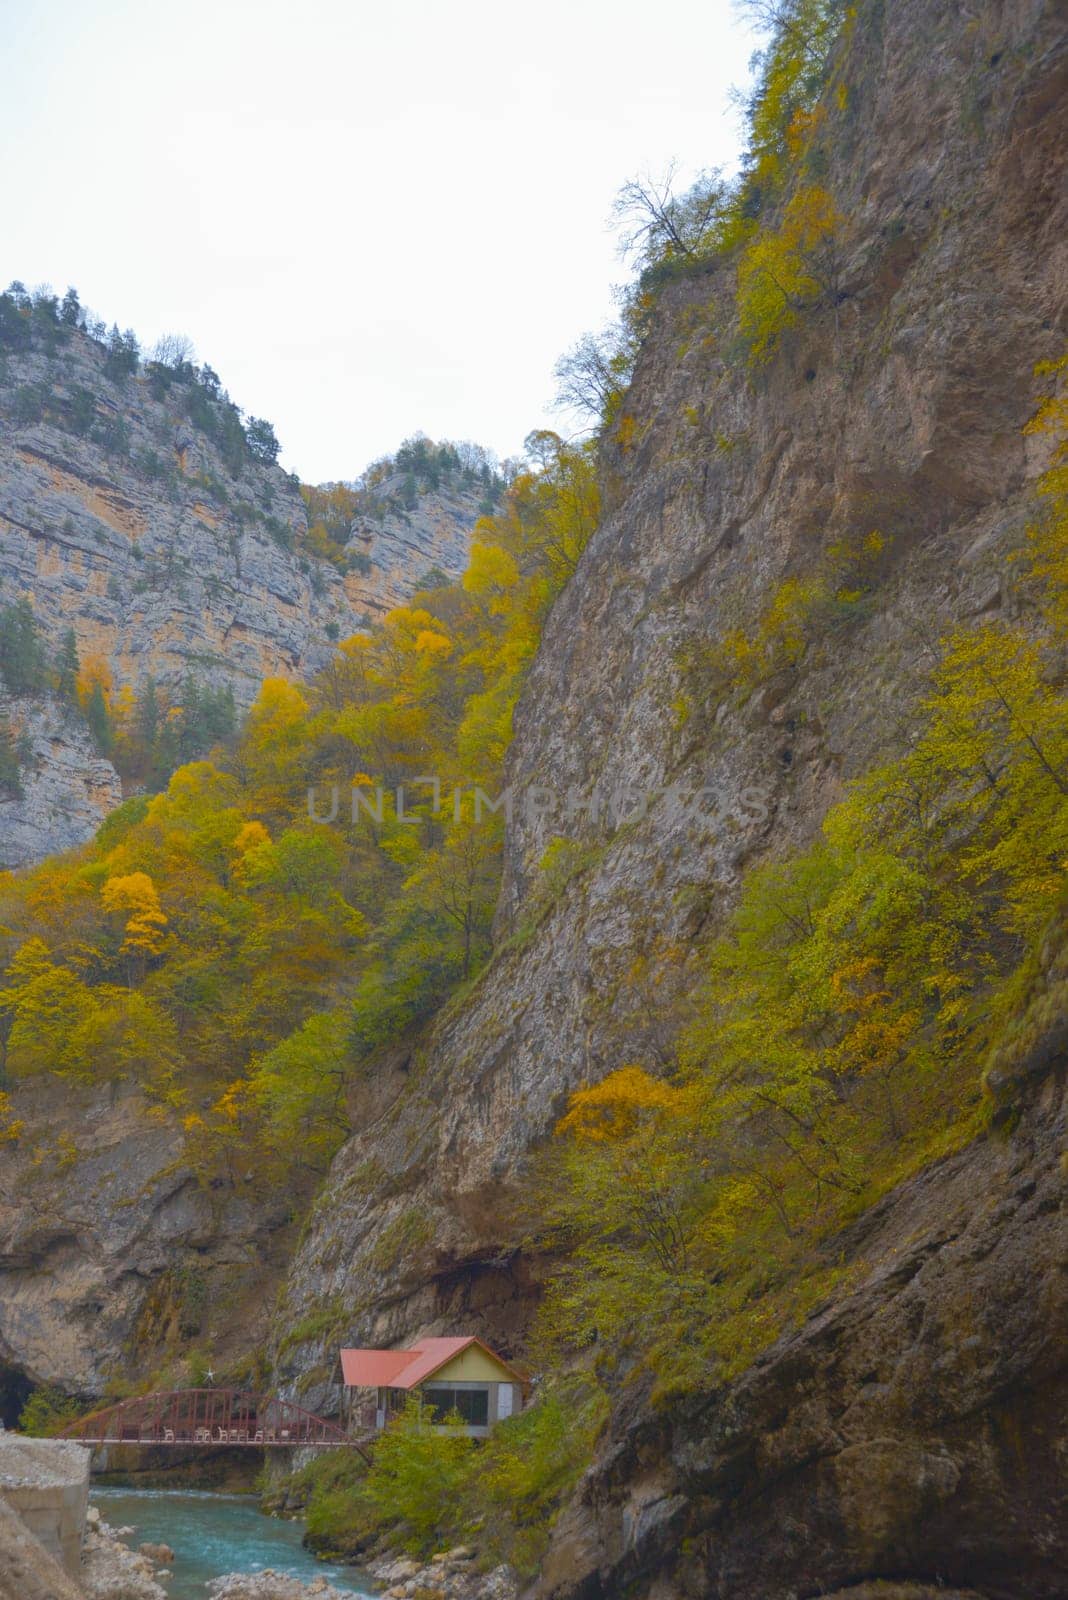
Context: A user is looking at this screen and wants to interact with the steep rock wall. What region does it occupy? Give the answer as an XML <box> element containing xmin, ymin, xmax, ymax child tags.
<box><xmin>0</xmin><ymin>329</ymin><xmax>485</xmax><ymax>864</ymax></box>
<box><xmin>272</xmin><ymin>3</ymin><xmax>1068</xmax><ymax>1590</ymax></box>
<box><xmin>550</xmin><ymin>1098</ymin><xmax>1066</xmax><ymax>1598</ymax></box>
<box><xmin>0</xmin><ymin>330</ymin><xmax>352</xmax><ymax>705</ymax></box>
<box><xmin>0</xmin><ymin>1075</ymin><xmax>295</xmax><ymax>1396</ymax></box>
<box><xmin>0</xmin><ymin>693</ymin><xmax>122</xmax><ymax>869</ymax></box>
<box><xmin>279</xmin><ymin>0</ymin><xmax>1067</xmax><ymax>1399</ymax></box>
<box><xmin>344</xmin><ymin>469</ymin><xmax>492</xmax><ymax>622</ymax></box>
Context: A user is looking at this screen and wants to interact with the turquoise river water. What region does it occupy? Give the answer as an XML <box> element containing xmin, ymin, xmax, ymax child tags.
<box><xmin>92</xmin><ymin>1488</ymin><xmax>373</xmax><ymax>1599</ymax></box>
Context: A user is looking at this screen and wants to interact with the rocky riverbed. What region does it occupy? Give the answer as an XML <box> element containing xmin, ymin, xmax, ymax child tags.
<box><xmin>82</xmin><ymin>1507</ymin><xmax>170</xmax><ymax>1600</ymax></box>
<box><xmin>364</xmin><ymin>1549</ymin><xmax>517</xmax><ymax>1600</ymax></box>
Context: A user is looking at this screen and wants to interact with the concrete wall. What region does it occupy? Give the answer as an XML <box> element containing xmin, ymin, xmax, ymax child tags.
<box><xmin>0</xmin><ymin>1494</ymin><xmax>85</xmax><ymax>1600</ymax></box>
<box><xmin>0</xmin><ymin>1432</ymin><xmax>90</xmax><ymax>1578</ymax></box>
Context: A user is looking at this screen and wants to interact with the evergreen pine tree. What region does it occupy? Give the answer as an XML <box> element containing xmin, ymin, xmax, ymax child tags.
<box><xmin>84</xmin><ymin>681</ymin><xmax>113</xmax><ymax>755</ymax></box>
<box><xmin>59</xmin><ymin>287</ymin><xmax>82</xmax><ymax>328</ymax></box>
<box><xmin>136</xmin><ymin>677</ymin><xmax>160</xmax><ymax>752</ymax></box>
<box><xmin>0</xmin><ymin>599</ymin><xmax>47</xmax><ymax>695</ymax></box>
<box><xmin>0</xmin><ymin>717</ymin><xmax>23</xmax><ymax>800</ymax></box>
<box><xmin>54</xmin><ymin>629</ymin><xmax>80</xmax><ymax>704</ymax></box>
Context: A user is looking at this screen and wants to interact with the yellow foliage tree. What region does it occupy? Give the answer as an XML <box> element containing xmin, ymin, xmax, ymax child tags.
<box><xmin>556</xmin><ymin>1066</ymin><xmax>684</xmax><ymax>1143</ymax></box>
<box><xmin>75</xmin><ymin>653</ymin><xmax>112</xmax><ymax>712</ymax></box>
<box><xmin>101</xmin><ymin>872</ymin><xmax>168</xmax><ymax>960</ymax></box>
<box><xmin>737</xmin><ymin>185</ymin><xmax>842</xmax><ymax>363</ymax></box>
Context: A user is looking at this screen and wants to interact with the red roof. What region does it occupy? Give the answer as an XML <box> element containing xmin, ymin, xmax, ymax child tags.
<box><xmin>340</xmin><ymin>1336</ymin><xmax>522</xmax><ymax>1391</ymax></box>
<box><xmin>339</xmin><ymin>1348</ymin><xmax>413</xmax><ymax>1388</ymax></box>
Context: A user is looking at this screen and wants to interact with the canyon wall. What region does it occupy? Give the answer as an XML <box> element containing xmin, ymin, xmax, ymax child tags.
<box><xmin>275</xmin><ymin>0</ymin><xmax>1068</xmax><ymax>1591</ymax></box>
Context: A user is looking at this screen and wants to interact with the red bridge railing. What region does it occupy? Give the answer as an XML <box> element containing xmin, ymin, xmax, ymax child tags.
<box><xmin>59</xmin><ymin>1388</ymin><xmax>365</xmax><ymax>1452</ymax></box>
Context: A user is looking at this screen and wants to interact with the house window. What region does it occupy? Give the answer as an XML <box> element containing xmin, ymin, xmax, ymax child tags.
<box><xmin>422</xmin><ymin>1386</ymin><xmax>489</xmax><ymax>1427</ymax></box>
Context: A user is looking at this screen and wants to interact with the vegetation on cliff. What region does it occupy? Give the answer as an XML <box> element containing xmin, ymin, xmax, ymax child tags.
<box><xmin>558</xmin><ymin>0</ymin><xmax>848</xmax><ymax>429</ymax></box>
<box><xmin>1</xmin><ymin>588</ymin><xmax>238</xmax><ymax>798</ymax></box>
<box><xmin>0</xmin><ymin>436</ymin><xmax>597</xmax><ymax>1180</ymax></box>
<box><xmin>1</xmin><ymin>282</ymin><xmax>281</xmax><ymax>472</ymax></box>
<box><xmin>537</xmin><ymin>364</ymin><xmax>1068</xmax><ymax>1393</ymax></box>
<box><xmin>297</xmin><ymin>1387</ymin><xmax>604</xmax><ymax>1574</ymax></box>
<box><xmin>4</xmin><ymin>0</ymin><xmax>1064</xmax><ymax>1586</ymax></box>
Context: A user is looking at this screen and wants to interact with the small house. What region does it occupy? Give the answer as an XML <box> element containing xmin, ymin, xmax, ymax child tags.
<box><xmin>340</xmin><ymin>1336</ymin><xmax>525</xmax><ymax>1438</ymax></box>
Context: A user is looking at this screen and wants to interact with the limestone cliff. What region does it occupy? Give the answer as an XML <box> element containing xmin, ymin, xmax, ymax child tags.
<box><xmin>0</xmin><ymin>325</ymin><xmax>351</xmax><ymax>703</ymax></box>
<box><xmin>274</xmin><ymin>0</ymin><xmax>1068</xmax><ymax>1590</ymax></box>
<box><xmin>0</xmin><ymin>1073</ymin><xmax>295</xmax><ymax>1401</ymax></box>
<box><xmin>0</xmin><ymin>693</ymin><xmax>122</xmax><ymax>869</ymax></box>
<box><xmin>0</xmin><ymin>323</ymin><xmax>488</xmax><ymax>862</ymax></box>
<box><xmin>344</xmin><ymin>464</ymin><xmax>499</xmax><ymax>622</ymax></box>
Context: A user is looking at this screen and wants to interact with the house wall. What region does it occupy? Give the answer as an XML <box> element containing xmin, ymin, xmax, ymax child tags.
<box><xmin>358</xmin><ymin>1361</ymin><xmax>526</xmax><ymax>1435</ymax></box>
<box><xmin>419</xmin><ymin>1379</ymin><xmax>524</xmax><ymax>1435</ymax></box>
<box><xmin>429</xmin><ymin>1347</ymin><xmax>515</xmax><ymax>1384</ymax></box>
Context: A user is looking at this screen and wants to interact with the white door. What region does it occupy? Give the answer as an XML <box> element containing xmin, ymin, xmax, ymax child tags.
<box><xmin>496</xmin><ymin>1384</ymin><xmax>514</xmax><ymax>1421</ymax></box>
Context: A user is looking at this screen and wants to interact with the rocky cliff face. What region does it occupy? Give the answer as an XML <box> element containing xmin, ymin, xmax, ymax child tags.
<box><xmin>0</xmin><ymin>329</ymin><xmax>352</xmax><ymax>704</ymax></box>
<box><xmin>344</xmin><ymin>469</ymin><xmax>492</xmax><ymax>623</ymax></box>
<box><xmin>0</xmin><ymin>330</ymin><xmax>489</xmax><ymax>701</ymax></box>
<box><xmin>275</xmin><ymin>0</ymin><xmax>1068</xmax><ymax>1589</ymax></box>
<box><xmin>0</xmin><ymin>326</ymin><xmax>486</xmax><ymax>864</ymax></box>
<box><xmin>0</xmin><ymin>693</ymin><xmax>122</xmax><ymax>869</ymax></box>
<box><xmin>0</xmin><ymin>1073</ymin><xmax>294</xmax><ymax>1399</ymax></box>
<box><xmin>536</xmin><ymin>1049</ymin><xmax>1067</xmax><ymax>1600</ymax></box>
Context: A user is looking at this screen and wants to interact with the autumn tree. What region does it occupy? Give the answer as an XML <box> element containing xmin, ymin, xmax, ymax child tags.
<box><xmin>612</xmin><ymin>163</ymin><xmax>733</xmax><ymax>270</ymax></box>
<box><xmin>101</xmin><ymin>871</ymin><xmax>169</xmax><ymax>976</ymax></box>
<box><xmin>737</xmin><ymin>184</ymin><xmax>843</xmax><ymax>362</ymax></box>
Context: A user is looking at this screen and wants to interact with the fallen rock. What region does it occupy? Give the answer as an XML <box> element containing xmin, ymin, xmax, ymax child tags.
<box><xmin>366</xmin><ymin>1553</ymin><xmax>518</xmax><ymax>1600</ymax></box>
<box><xmin>138</xmin><ymin>1542</ymin><xmax>174</xmax><ymax>1563</ymax></box>
<box><xmin>378</xmin><ymin>1558</ymin><xmax>420</xmax><ymax>1583</ymax></box>
<box><xmin>82</xmin><ymin>1516</ymin><xmax>167</xmax><ymax>1600</ymax></box>
<box><xmin>204</xmin><ymin>1571</ymin><xmax>356</xmax><ymax>1599</ymax></box>
<box><xmin>0</xmin><ymin>1492</ymin><xmax>84</xmax><ymax>1600</ymax></box>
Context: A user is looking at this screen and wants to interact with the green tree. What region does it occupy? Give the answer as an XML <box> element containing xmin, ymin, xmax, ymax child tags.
<box><xmin>103</xmin><ymin>324</ymin><xmax>139</xmax><ymax>380</ymax></box>
<box><xmin>244</xmin><ymin>416</ymin><xmax>280</xmax><ymax>463</ymax></box>
<box><xmin>67</xmin><ymin>387</ymin><xmax>97</xmax><ymax>436</ymax></box>
<box><xmin>0</xmin><ymin>718</ymin><xmax>24</xmax><ymax>800</ymax></box>
<box><xmin>53</xmin><ymin>629</ymin><xmax>80</xmax><ymax>704</ymax></box>
<box><xmin>355</xmin><ymin>1397</ymin><xmax>476</xmax><ymax>1557</ymax></box>
<box><xmin>0</xmin><ymin>599</ymin><xmax>47</xmax><ymax>695</ymax></box>
<box><xmin>84</xmin><ymin>680</ymin><xmax>113</xmax><ymax>755</ymax></box>
<box><xmin>18</xmin><ymin>1385</ymin><xmax>80</xmax><ymax>1437</ymax></box>
<box><xmin>59</xmin><ymin>286</ymin><xmax>82</xmax><ymax>328</ymax></box>
<box><xmin>249</xmin><ymin>1011</ymin><xmax>350</xmax><ymax>1171</ymax></box>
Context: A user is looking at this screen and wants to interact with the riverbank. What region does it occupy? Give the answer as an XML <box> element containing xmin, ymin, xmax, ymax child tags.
<box><xmin>201</xmin><ymin>1559</ymin><xmax>519</xmax><ymax>1600</ymax></box>
<box><xmin>365</xmin><ymin>1550</ymin><xmax>518</xmax><ymax>1600</ymax></box>
<box><xmin>82</xmin><ymin>1507</ymin><xmax>169</xmax><ymax>1600</ymax></box>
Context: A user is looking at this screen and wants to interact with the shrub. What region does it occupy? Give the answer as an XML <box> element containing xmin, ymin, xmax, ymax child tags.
<box><xmin>18</xmin><ymin>1385</ymin><xmax>80</xmax><ymax>1437</ymax></box>
<box><xmin>356</xmin><ymin>1399</ymin><xmax>476</xmax><ymax>1556</ymax></box>
<box><xmin>299</xmin><ymin>1386</ymin><xmax>603</xmax><ymax>1573</ymax></box>
<box><xmin>737</xmin><ymin>184</ymin><xmax>842</xmax><ymax>363</ymax></box>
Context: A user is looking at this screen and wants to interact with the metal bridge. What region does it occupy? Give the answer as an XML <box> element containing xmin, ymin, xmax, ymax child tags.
<box><xmin>59</xmin><ymin>1388</ymin><xmax>371</xmax><ymax>1457</ymax></box>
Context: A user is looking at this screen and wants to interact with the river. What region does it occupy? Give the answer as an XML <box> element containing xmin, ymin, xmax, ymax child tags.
<box><xmin>92</xmin><ymin>1488</ymin><xmax>374</xmax><ymax>1599</ymax></box>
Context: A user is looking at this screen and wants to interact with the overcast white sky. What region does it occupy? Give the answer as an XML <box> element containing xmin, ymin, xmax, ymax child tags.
<box><xmin>3</xmin><ymin>0</ymin><xmax>760</xmax><ymax>483</ymax></box>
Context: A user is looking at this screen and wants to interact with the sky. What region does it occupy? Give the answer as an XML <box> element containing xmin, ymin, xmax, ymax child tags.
<box><xmin>3</xmin><ymin>0</ymin><xmax>760</xmax><ymax>484</ymax></box>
